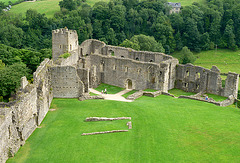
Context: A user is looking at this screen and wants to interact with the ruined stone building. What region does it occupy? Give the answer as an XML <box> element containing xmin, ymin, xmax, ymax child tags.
<box><xmin>0</xmin><ymin>28</ymin><xmax>239</xmax><ymax>162</ymax></box>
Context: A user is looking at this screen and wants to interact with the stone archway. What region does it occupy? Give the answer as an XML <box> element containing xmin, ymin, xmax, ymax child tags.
<box><xmin>126</xmin><ymin>79</ymin><xmax>133</xmax><ymax>89</ymax></box>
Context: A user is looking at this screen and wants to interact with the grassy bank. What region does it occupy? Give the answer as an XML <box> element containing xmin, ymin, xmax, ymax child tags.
<box><xmin>7</xmin><ymin>0</ymin><xmax>109</xmax><ymax>18</ymax></box>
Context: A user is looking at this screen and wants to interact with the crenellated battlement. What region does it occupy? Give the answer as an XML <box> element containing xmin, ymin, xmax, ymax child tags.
<box><xmin>52</xmin><ymin>28</ymin><xmax>77</xmax><ymax>35</ymax></box>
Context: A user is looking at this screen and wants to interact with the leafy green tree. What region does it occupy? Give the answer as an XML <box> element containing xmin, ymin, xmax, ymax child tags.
<box><xmin>59</xmin><ymin>0</ymin><xmax>77</xmax><ymax>11</ymax></box>
<box><xmin>0</xmin><ymin>24</ymin><xmax>24</xmax><ymax>48</ymax></box>
<box><xmin>0</xmin><ymin>60</ymin><xmax>5</xmax><ymax>69</ymax></box>
<box><xmin>223</xmin><ymin>19</ymin><xmax>238</xmax><ymax>50</ymax></box>
<box><xmin>92</xmin><ymin>2</ymin><xmax>110</xmax><ymax>20</ymax></box>
<box><xmin>200</xmin><ymin>32</ymin><xmax>210</xmax><ymax>50</ymax></box>
<box><xmin>0</xmin><ymin>2</ymin><xmax>5</xmax><ymax>14</ymax></box>
<box><xmin>130</xmin><ymin>34</ymin><xmax>165</xmax><ymax>53</ymax></box>
<box><xmin>110</xmin><ymin>5</ymin><xmax>126</xmax><ymax>33</ymax></box>
<box><xmin>119</xmin><ymin>39</ymin><xmax>140</xmax><ymax>50</ymax></box>
<box><xmin>0</xmin><ymin>63</ymin><xmax>30</xmax><ymax>100</ymax></box>
<box><xmin>182</xmin><ymin>18</ymin><xmax>201</xmax><ymax>51</ymax></box>
<box><xmin>105</xmin><ymin>28</ymin><xmax>118</xmax><ymax>45</ymax></box>
<box><xmin>151</xmin><ymin>14</ymin><xmax>175</xmax><ymax>52</ymax></box>
<box><xmin>180</xmin><ymin>46</ymin><xmax>196</xmax><ymax>64</ymax></box>
<box><xmin>175</xmin><ymin>31</ymin><xmax>183</xmax><ymax>51</ymax></box>
<box><xmin>125</xmin><ymin>8</ymin><xmax>142</xmax><ymax>38</ymax></box>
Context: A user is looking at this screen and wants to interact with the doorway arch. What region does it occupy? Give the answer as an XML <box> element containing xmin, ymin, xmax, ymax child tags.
<box><xmin>126</xmin><ymin>79</ymin><xmax>133</xmax><ymax>89</ymax></box>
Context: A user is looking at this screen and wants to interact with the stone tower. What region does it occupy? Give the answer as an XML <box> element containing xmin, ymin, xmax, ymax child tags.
<box><xmin>52</xmin><ymin>27</ymin><xmax>79</xmax><ymax>61</ymax></box>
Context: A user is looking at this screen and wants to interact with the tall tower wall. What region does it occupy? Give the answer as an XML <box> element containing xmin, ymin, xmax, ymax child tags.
<box><xmin>52</xmin><ymin>28</ymin><xmax>78</xmax><ymax>61</ymax></box>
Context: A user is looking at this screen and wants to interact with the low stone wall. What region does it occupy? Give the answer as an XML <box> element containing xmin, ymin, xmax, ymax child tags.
<box><xmin>82</xmin><ymin>130</ymin><xmax>128</xmax><ymax>136</ymax></box>
<box><xmin>161</xmin><ymin>92</ymin><xmax>176</xmax><ymax>98</ymax></box>
<box><xmin>85</xmin><ymin>117</ymin><xmax>131</xmax><ymax>121</ymax></box>
<box><xmin>126</xmin><ymin>91</ymin><xmax>143</xmax><ymax>100</ymax></box>
<box><xmin>126</xmin><ymin>90</ymin><xmax>162</xmax><ymax>100</ymax></box>
<box><xmin>78</xmin><ymin>93</ymin><xmax>104</xmax><ymax>101</ymax></box>
<box><xmin>178</xmin><ymin>94</ymin><xmax>235</xmax><ymax>106</ymax></box>
<box><xmin>143</xmin><ymin>91</ymin><xmax>162</xmax><ymax>97</ymax></box>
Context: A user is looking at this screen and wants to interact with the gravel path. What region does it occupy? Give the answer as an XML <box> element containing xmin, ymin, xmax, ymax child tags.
<box><xmin>89</xmin><ymin>88</ymin><xmax>133</xmax><ymax>102</ymax></box>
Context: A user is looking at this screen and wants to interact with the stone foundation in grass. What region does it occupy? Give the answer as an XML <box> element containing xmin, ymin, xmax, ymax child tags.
<box><xmin>81</xmin><ymin>130</ymin><xmax>128</xmax><ymax>136</ymax></box>
<box><xmin>85</xmin><ymin>117</ymin><xmax>131</xmax><ymax>121</ymax></box>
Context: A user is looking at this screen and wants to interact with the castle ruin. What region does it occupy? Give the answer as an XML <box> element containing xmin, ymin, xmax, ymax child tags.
<box><xmin>0</xmin><ymin>28</ymin><xmax>239</xmax><ymax>162</ymax></box>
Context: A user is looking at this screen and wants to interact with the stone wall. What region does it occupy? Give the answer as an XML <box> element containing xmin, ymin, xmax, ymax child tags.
<box><xmin>89</xmin><ymin>54</ymin><xmax>170</xmax><ymax>91</ymax></box>
<box><xmin>79</xmin><ymin>39</ymin><xmax>179</xmax><ymax>92</ymax></box>
<box><xmin>175</xmin><ymin>64</ymin><xmax>239</xmax><ymax>98</ymax></box>
<box><xmin>56</xmin><ymin>49</ymin><xmax>79</xmax><ymax>66</ymax></box>
<box><xmin>50</xmin><ymin>66</ymin><xmax>84</xmax><ymax>98</ymax></box>
<box><xmin>0</xmin><ymin>59</ymin><xmax>53</xmax><ymax>163</ymax></box>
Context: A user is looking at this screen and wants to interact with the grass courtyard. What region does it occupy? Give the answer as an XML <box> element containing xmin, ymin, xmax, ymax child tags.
<box><xmin>7</xmin><ymin>95</ymin><xmax>240</xmax><ymax>162</ymax></box>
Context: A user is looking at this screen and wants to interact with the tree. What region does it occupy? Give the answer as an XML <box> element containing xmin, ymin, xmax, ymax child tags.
<box><xmin>223</xmin><ymin>19</ymin><xmax>238</xmax><ymax>50</ymax></box>
<box><xmin>130</xmin><ymin>34</ymin><xmax>165</xmax><ymax>53</ymax></box>
<box><xmin>200</xmin><ymin>32</ymin><xmax>210</xmax><ymax>50</ymax></box>
<box><xmin>182</xmin><ymin>18</ymin><xmax>201</xmax><ymax>51</ymax></box>
<box><xmin>59</xmin><ymin>0</ymin><xmax>77</xmax><ymax>11</ymax></box>
<box><xmin>105</xmin><ymin>28</ymin><xmax>117</xmax><ymax>45</ymax></box>
<box><xmin>151</xmin><ymin>14</ymin><xmax>175</xmax><ymax>52</ymax></box>
<box><xmin>120</xmin><ymin>39</ymin><xmax>140</xmax><ymax>50</ymax></box>
<box><xmin>0</xmin><ymin>60</ymin><xmax>5</xmax><ymax>69</ymax></box>
<box><xmin>110</xmin><ymin>5</ymin><xmax>126</xmax><ymax>33</ymax></box>
<box><xmin>0</xmin><ymin>63</ymin><xmax>30</xmax><ymax>100</ymax></box>
<box><xmin>0</xmin><ymin>2</ymin><xmax>5</xmax><ymax>14</ymax></box>
<box><xmin>180</xmin><ymin>46</ymin><xmax>196</xmax><ymax>64</ymax></box>
<box><xmin>175</xmin><ymin>31</ymin><xmax>183</xmax><ymax>51</ymax></box>
<box><xmin>0</xmin><ymin>24</ymin><xmax>24</xmax><ymax>48</ymax></box>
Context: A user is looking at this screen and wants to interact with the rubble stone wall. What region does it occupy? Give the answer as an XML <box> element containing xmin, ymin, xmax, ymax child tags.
<box><xmin>175</xmin><ymin>64</ymin><xmax>239</xmax><ymax>98</ymax></box>
<box><xmin>0</xmin><ymin>59</ymin><xmax>53</xmax><ymax>163</ymax></box>
<box><xmin>50</xmin><ymin>66</ymin><xmax>84</xmax><ymax>98</ymax></box>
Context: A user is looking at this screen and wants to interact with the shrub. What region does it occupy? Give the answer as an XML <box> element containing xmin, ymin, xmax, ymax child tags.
<box><xmin>59</xmin><ymin>53</ymin><xmax>71</xmax><ymax>58</ymax></box>
<box><xmin>180</xmin><ymin>46</ymin><xmax>196</xmax><ymax>64</ymax></box>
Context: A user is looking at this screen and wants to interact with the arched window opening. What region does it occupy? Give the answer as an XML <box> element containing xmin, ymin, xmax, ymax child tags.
<box><xmin>125</xmin><ymin>66</ymin><xmax>128</xmax><ymax>72</ymax></box>
<box><xmin>186</xmin><ymin>70</ymin><xmax>189</xmax><ymax>77</ymax></box>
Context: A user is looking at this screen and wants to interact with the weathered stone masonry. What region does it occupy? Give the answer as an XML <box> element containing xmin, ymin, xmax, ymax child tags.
<box><xmin>0</xmin><ymin>59</ymin><xmax>53</xmax><ymax>163</ymax></box>
<box><xmin>0</xmin><ymin>28</ymin><xmax>239</xmax><ymax>162</ymax></box>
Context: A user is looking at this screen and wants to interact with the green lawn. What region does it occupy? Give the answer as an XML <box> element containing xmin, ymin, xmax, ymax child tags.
<box><xmin>95</xmin><ymin>83</ymin><xmax>124</xmax><ymax>94</ymax></box>
<box><xmin>168</xmin><ymin>88</ymin><xmax>196</xmax><ymax>97</ymax></box>
<box><xmin>206</xmin><ymin>93</ymin><xmax>228</xmax><ymax>102</ymax></box>
<box><xmin>122</xmin><ymin>90</ymin><xmax>137</xmax><ymax>98</ymax></box>
<box><xmin>7</xmin><ymin>96</ymin><xmax>240</xmax><ymax>162</ymax></box>
<box><xmin>89</xmin><ymin>92</ymin><xmax>98</xmax><ymax>96</ymax></box>
<box><xmin>143</xmin><ymin>89</ymin><xmax>158</xmax><ymax>92</ymax></box>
